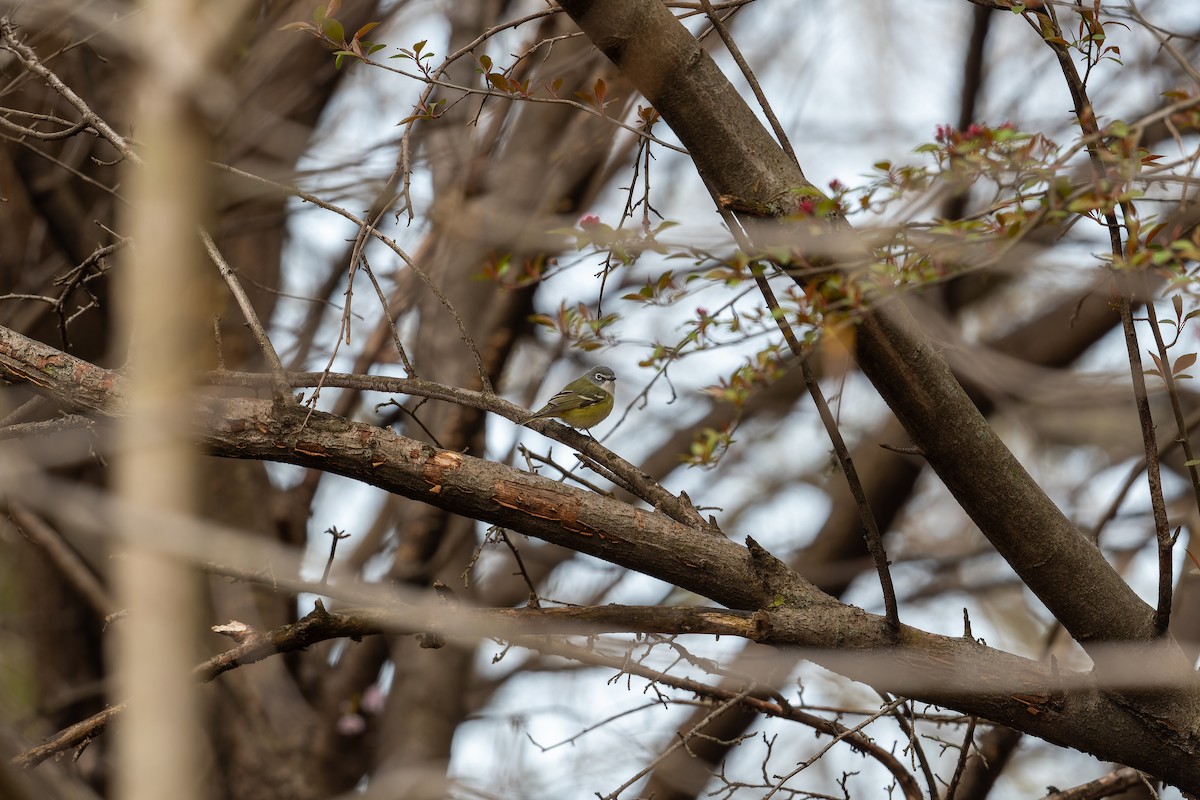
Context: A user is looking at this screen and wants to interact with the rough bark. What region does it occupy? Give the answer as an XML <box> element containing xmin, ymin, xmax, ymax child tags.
<box><xmin>4</xmin><ymin>327</ymin><xmax>1200</xmax><ymax>788</ymax></box>
<box><xmin>556</xmin><ymin>0</ymin><xmax>1198</xmax><ymax>692</ymax></box>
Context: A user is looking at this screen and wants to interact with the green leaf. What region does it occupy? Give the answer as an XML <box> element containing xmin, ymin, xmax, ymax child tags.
<box><xmin>321</xmin><ymin>16</ymin><xmax>345</xmax><ymax>40</ymax></box>
<box><xmin>323</xmin><ymin>17</ymin><xmax>345</xmax><ymax>42</ymax></box>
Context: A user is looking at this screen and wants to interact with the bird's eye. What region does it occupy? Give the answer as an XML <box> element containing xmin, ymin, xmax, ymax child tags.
<box><xmin>594</xmin><ymin>372</ymin><xmax>604</xmax><ymax>381</ymax></box>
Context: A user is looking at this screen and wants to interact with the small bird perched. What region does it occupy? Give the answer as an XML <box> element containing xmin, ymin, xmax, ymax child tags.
<box><xmin>518</xmin><ymin>366</ymin><xmax>616</xmax><ymax>430</ymax></box>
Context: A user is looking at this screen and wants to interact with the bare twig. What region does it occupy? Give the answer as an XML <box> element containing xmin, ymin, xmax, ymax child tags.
<box><xmin>1088</xmin><ymin>406</ymin><xmax>1200</xmax><ymax>543</ymax></box>
<box><xmin>200</xmin><ymin>229</ymin><xmax>292</xmax><ymax>403</ymax></box>
<box><xmin>752</xmin><ymin>271</ymin><xmax>900</xmax><ymax>628</ymax></box>
<box><xmin>9</xmin><ymin>501</ymin><xmax>114</xmax><ymax>617</ymax></box>
<box><xmin>943</xmin><ymin>715</ymin><xmax>978</xmax><ymax>800</ymax></box>
<box><xmin>762</xmin><ymin>697</ymin><xmax>906</xmax><ymax>799</ymax></box>
<box><xmin>320</xmin><ymin>527</ymin><xmax>351</xmax><ymax>585</ymax></box>
<box><xmin>11</xmin><ymin>703</ymin><xmax>127</xmax><ymax>769</ymax></box>
<box><xmin>698</xmin><ymin>0</ymin><xmax>797</xmax><ymax>170</ymax></box>
<box><xmin>1030</xmin><ymin>4</ymin><xmax>1174</xmax><ymax>632</ymax></box>
<box><xmin>599</xmin><ymin>689</ymin><xmax>754</xmax><ymax>800</ymax></box>
<box><xmin>375</xmin><ymin>398</ymin><xmax>445</xmax><ymax>449</ymax></box>
<box><xmin>355</xmin><ymin>250</ymin><xmax>415</xmax><ymax>377</ymax></box>
<box><xmin>0</xmin><ymin>414</ymin><xmax>95</xmax><ymax>442</ymax></box>
<box><xmin>207</xmin><ymin>163</ymin><xmax>487</xmax><ymax>405</ymax></box>
<box><xmin>0</xmin><ymin>17</ymin><xmax>141</xmax><ymax>165</ymax></box>
<box><xmin>496</xmin><ymin>528</ymin><xmax>541</xmax><ymax>606</ymax></box>
<box><xmin>878</xmin><ymin>690</ymin><xmax>939</xmax><ymax>800</ymax></box>
<box><xmin>519</xmin><ymin>445</ymin><xmax>614</xmax><ymax>495</ymax></box>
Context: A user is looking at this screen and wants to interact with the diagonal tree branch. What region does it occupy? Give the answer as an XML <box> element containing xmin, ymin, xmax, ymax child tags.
<box><xmin>0</xmin><ymin>324</ymin><xmax>708</xmax><ymax>531</ymax></box>
<box><xmin>4</xmin><ymin>328</ymin><xmax>1200</xmax><ymax>787</ymax></box>
<box><xmin>553</xmin><ymin>0</ymin><xmax>1200</xmax><ymax>692</ymax></box>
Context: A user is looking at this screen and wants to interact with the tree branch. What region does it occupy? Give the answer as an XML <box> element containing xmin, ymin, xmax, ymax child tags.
<box><xmin>14</xmin><ymin>594</ymin><xmax>1200</xmax><ymax>786</ymax></box>
<box><xmin>553</xmin><ymin>0</ymin><xmax>1199</xmax><ymax>689</ymax></box>
<box><xmin>0</xmin><ymin>323</ymin><xmax>706</xmax><ymax>531</ymax></box>
<box><xmin>5</xmin><ymin>328</ymin><xmax>1200</xmax><ymax>786</ymax></box>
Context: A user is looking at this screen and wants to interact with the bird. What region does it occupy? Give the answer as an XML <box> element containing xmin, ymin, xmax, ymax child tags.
<box><xmin>517</xmin><ymin>366</ymin><xmax>616</xmax><ymax>430</ymax></box>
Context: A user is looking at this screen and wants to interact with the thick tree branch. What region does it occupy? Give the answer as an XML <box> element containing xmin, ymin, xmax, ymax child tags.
<box><xmin>554</xmin><ymin>0</ymin><xmax>1198</xmax><ymax>689</ymax></box>
<box><xmin>0</xmin><ymin>324</ymin><xmax>707</xmax><ymax>531</ymax></box>
<box><xmin>14</xmin><ymin>594</ymin><xmax>1200</xmax><ymax>785</ymax></box>
<box><xmin>4</xmin><ymin>330</ymin><xmax>1200</xmax><ymax>786</ymax></box>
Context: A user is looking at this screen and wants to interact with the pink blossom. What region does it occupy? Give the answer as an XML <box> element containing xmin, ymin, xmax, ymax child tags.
<box><xmin>362</xmin><ymin>683</ymin><xmax>386</xmax><ymax>715</ymax></box>
<box><xmin>336</xmin><ymin>713</ymin><xmax>367</xmax><ymax>735</ymax></box>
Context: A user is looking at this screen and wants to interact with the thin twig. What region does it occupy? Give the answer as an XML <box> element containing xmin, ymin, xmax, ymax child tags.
<box><xmin>600</xmin><ymin>690</ymin><xmax>754</xmax><ymax>800</ymax></box>
<box><xmin>519</xmin><ymin>445</ymin><xmax>614</xmax><ymax>495</ymax></box>
<box><xmin>9</xmin><ymin>501</ymin><xmax>115</xmax><ymax>618</ymax></box>
<box><xmin>878</xmin><ymin>690</ymin><xmax>939</xmax><ymax>800</ymax></box>
<box><xmin>698</xmin><ymin>0</ymin><xmax>798</xmax><ymax>170</ymax></box>
<box><xmin>944</xmin><ymin>716</ymin><xmax>978</xmax><ymax>800</ymax></box>
<box><xmin>497</xmin><ymin>529</ymin><xmax>541</xmax><ymax>607</ymax></box>
<box><xmin>375</xmin><ymin>398</ymin><xmax>445</xmax><ymax>449</ymax></box>
<box><xmin>1031</xmin><ymin>5</ymin><xmax>1174</xmax><ymax>632</ymax></box>
<box><xmin>209</xmin><ymin>163</ymin><xmax>490</xmax><ymax>404</ymax></box>
<box><xmin>0</xmin><ymin>414</ymin><xmax>95</xmax><ymax>442</ymax></box>
<box><xmin>762</xmin><ymin>697</ymin><xmax>907</xmax><ymax>799</ymax></box>
<box><xmin>1087</xmin><ymin>406</ymin><xmax>1200</xmax><ymax>544</ymax></box>
<box><xmin>320</xmin><ymin>527</ymin><xmax>351</xmax><ymax>585</ymax></box>
<box><xmin>0</xmin><ymin>17</ymin><xmax>141</xmax><ymax>165</ymax></box>
<box><xmin>356</xmin><ymin>250</ymin><xmax>415</xmax><ymax>376</ymax></box>
<box><xmin>750</xmin><ymin>271</ymin><xmax>899</xmax><ymax>628</ymax></box>
<box><xmin>200</xmin><ymin>229</ymin><xmax>292</xmax><ymax>404</ymax></box>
